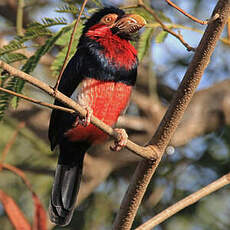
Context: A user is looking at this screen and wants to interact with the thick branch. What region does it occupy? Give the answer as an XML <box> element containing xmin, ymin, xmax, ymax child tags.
<box><xmin>112</xmin><ymin>1</ymin><xmax>230</xmax><ymax>229</ymax></box>
<box><xmin>135</xmin><ymin>173</ymin><xmax>230</xmax><ymax>229</ymax></box>
<box><xmin>0</xmin><ymin>61</ymin><xmax>156</xmax><ymax>160</ymax></box>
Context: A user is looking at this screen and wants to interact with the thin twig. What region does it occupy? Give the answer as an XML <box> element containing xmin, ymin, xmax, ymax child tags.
<box><xmin>54</xmin><ymin>0</ymin><xmax>88</xmax><ymax>91</ymax></box>
<box><xmin>146</xmin><ymin>22</ymin><xmax>230</xmax><ymax>46</ymax></box>
<box><xmin>121</xmin><ymin>4</ymin><xmax>139</xmax><ymax>10</ymax></box>
<box><xmin>135</xmin><ymin>173</ymin><xmax>230</xmax><ymax>229</ymax></box>
<box><xmin>137</xmin><ymin>0</ymin><xmax>195</xmax><ymax>51</ymax></box>
<box><xmin>16</xmin><ymin>0</ymin><xmax>24</xmax><ymax>36</ymax></box>
<box><xmin>0</xmin><ymin>61</ymin><xmax>157</xmax><ymax>160</ymax></box>
<box><xmin>0</xmin><ymin>122</ymin><xmax>25</xmax><ymax>171</ymax></box>
<box><xmin>166</xmin><ymin>0</ymin><xmax>209</xmax><ymax>25</ymax></box>
<box><xmin>0</xmin><ymin>86</ymin><xmax>76</xmax><ymax>114</ymax></box>
<box><xmin>113</xmin><ymin>1</ymin><xmax>229</xmax><ymax>229</ymax></box>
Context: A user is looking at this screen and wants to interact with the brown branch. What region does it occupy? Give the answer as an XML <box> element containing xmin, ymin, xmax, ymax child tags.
<box><xmin>135</xmin><ymin>173</ymin><xmax>230</xmax><ymax>229</ymax></box>
<box><xmin>112</xmin><ymin>1</ymin><xmax>230</xmax><ymax>229</ymax></box>
<box><xmin>16</xmin><ymin>0</ymin><xmax>24</xmax><ymax>36</ymax></box>
<box><xmin>0</xmin><ymin>86</ymin><xmax>76</xmax><ymax>114</ymax></box>
<box><xmin>138</xmin><ymin>0</ymin><xmax>195</xmax><ymax>51</ymax></box>
<box><xmin>54</xmin><ymin>0</ymin><xmax>88</xmax><ymax>91</ymax></box>
<box><xmin>0</xmin><ymin>61</ymin><xmax>156</xmax><ymax>160</ymax></box>
<box><xmin>123</xmin><ymin>1</ymin><xmax>195</xmax><ymax>51</ymax></box>
<box><xmin>165</xmin><ymin>0</ymin><xmax>219</xmax><ymax>25</ymax></box>
<box><xmin>0</xmin><ymin>0</ymin><xmax>30</xmax><ymax>27</ymax></box>
<box><xmin>0</xmin><ymin>121</ymin><xmax>25</xmax><ymax>171</ymax></box>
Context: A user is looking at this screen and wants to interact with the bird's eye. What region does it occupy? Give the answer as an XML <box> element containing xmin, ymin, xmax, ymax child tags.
<box><xmin>100</xmin><ymin>14</ymin><xmax>118</xmax><ymax>25</ymax></box>
<box><xmin>105</xmin><ymin>16</ymin><xmax>112</xmax><ymax>22</ymax></box>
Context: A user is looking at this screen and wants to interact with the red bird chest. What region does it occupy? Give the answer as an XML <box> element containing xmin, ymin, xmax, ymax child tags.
<box><xmin>65</xmin><ymin>78</ymin><xmax>132</xmax><ymax>143</ymax></box>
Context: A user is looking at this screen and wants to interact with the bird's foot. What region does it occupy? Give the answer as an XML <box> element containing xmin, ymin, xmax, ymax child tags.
<box><xmin>73</xmin><ymin>107</ymin><xmax>93</xmax><ymax>127</ymax></box>
<box><xmin>110</xmin><ymin>128</ymin><xmax>128</xmax><ymax>151</ymax></box>
<box><xmin>81</xmin><ymin>107</ymin><xmax>93</xmax><ymax>127</ymax></box>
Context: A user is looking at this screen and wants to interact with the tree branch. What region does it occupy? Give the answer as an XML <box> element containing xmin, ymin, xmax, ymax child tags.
<box><xmin>165</xmin><ymin>0</ymin><xmax>219</xmax><ymax>25</ymax></box>
<box><xmin>135</xmin><ymin>172</ymin><xmax>230</xmax><ymax>230</ymax></box>
<box><xmin>0</xmin><ymin>86</ymin><xmax>76</xmax><ymax>114</ymax></box>
<box><xmin>112</xmin><ymin>1</ymin><xmax>230</xmax><ymax>229</ymax></box>
<box><xmin>0</xmin><ymin>61</ymin><xmax>156</xmax><ymax>160</ymax></box>
<box><xmin>0</xmin><ymin>121</ymin><xmax>25</xmax><ymax>171</ymax></box>
<box><xmin>137</xmin><ymin>0</ymin><xmax>195</xmax><ymax>51</ymax></box>
<box><xmin>16</xmin><ymin>0</ymin><xmax>24</xmax><ymax>36</ymax></box>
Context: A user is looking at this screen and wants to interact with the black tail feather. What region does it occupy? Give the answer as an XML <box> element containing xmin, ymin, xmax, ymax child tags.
<box><xmin>49</xmin><ymin>162</ymin><xmax>83</xmax><ymax>226</ymax></box>
<box><xmin>49</xmin><ymin>142</ymin><xmax>88</xmax><ymax>226</ymax></box>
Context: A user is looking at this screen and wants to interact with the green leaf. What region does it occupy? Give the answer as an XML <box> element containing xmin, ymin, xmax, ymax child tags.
<box><xmin>0</xmin><ymin>53</ymin><xmax>27</xmax><ymax>64</ymax></box>
<box><xmin>0</xmin><ymin>24</ymin><xmax>74</xmax><ymax>119</ymax></box>
<box><xmin>90</xmin><ymin>0</ymin><xmax>103</xmax><ymax>7</ymax></box>
<box><xmin>138</xmin><ymin>28</ymin><xmax>154</xmax><ymax>61</ymax></box>
<box><xmin>51</xmin><ymin>21</ymin><xmax>82</xmax><ymax>76</ymax></box>
<box><xmin>28</xmin><ymin>17</ymin><xmax>67</xmax><ymax>30</ymax></box>
<box><xmin>55</xmin><ymin>22</ymin><xmax>83</xmax><ymax>46</ymax></box>
<box><xmin>0</xmin><ymin>42</ymin><xmax>26</xmax><ymax>56</ymax></box>
<box><xmin>15</xmin><ymin>24</ymin><xmax>73</xmax><ymax>95</ymax></box>
<box><xmin>0</xmin><ymin>76</ymin><xmax>18</xmax><ymax>120</ymax></box>
<box><xmin>0</xmin><ymin>11</ymin><xmax>79</xmax><ymax>119</ymax></box>
<box><xmin>56</xmin><ymin>5</ymin><xmax>80</xmax><ymax>15</ymax></box>
<box><xmin>41</xmin><ymin>17</ymin><xmax>67</xmax><ymax>26</ymax></box>
<box><xmin>155</xmin><ymin>30</ymin><xmax>168</xmax><ymax>43</ymax></box>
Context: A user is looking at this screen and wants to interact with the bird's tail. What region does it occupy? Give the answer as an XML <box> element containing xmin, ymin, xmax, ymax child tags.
<box><xmin>49</xmin><ymin>143</ymin><xmax>88</xmax><ymax>226</ymax></box>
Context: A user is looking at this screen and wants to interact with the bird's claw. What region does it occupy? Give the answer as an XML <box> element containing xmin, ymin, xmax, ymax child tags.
<box><xmin>110</xmin><ymin>128</ymin><xmax>128</xmax><ymax>151</ymax></box>
<box><xmin>73</xmin><ymin>107</ymin><xmax>93</xmax><ymax>127</ymax></box>
<box><xmin>81</xmin><ymin>107</ymin><xmax>93</xmax><ymax>127</ymax></box>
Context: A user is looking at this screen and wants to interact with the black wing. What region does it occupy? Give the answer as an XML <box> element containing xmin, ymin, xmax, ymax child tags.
<box><xmin>48</xmin><ymin>50</ymin><xmax>84</xmax><ymax>150</ymax></box>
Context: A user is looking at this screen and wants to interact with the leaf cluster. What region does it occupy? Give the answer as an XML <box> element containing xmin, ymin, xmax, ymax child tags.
<box><xmin>0</xmin><ymin>3</ymin><xmax>86</xmax><ymax>120</ymax></box>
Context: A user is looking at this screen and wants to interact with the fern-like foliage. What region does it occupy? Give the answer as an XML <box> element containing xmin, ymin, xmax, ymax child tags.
<box><xmin>51</xmin><ymin>21</ymin><xmax>83</xmax><ymax>76</ymax></box>
<box><xmin>138</xmin><ymin>28</ymin><xmax>154</xmax><ymax>61</ymax></box>
<box><xmin>0</xmin><ymin>74</ymin><xmax>18</xmax><ymax>120</ymax></box>
<box><xmin>56</xmin><ymin>5</ymin><xmax>80</xmax><ymax>15</ymax></box>
<box><xmin>0</xmin><ymin>42</ymin><xmax>27</xmax><ymax>56</ymax></box>
<box><xmin>15</xmin><ymin>24</ymin><xmax>74</xmax><ymax>96</ymax></box>
<box><xmin>0</xmin><ymin>9</ymin><xmax>75</xmax><ymax>120</ymax></box>
<box><xmin>0</xmin><ymin>53</ymin><xmax>27</xmax><ymax>64</ymax></box>
<box><xmin>41</xmin><ymin>17</ymin><xmax>67</xmax><ymax>27</ymax></box>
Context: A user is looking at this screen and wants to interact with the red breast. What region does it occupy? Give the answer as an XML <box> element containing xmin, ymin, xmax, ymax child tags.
<box><xmin>65</xmin><ymin>78</ymin><xmax>132</xmax><ymax>143</ymax></box>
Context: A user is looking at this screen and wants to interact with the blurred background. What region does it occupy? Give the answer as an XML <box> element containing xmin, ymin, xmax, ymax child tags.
<box><xmin>0</xmin><ymin>0</ymin><xmax>230</xmax><ymax>229</ymax></box>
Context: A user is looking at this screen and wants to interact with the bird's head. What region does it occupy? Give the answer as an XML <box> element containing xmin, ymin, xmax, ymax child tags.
<box><xmin>77</xmin><ymin>7</ymin><xmax>145</xmax><ymax>85</ymax></box>
<box><xmin>83</xmin><ymin>7</ymin><xmax>146</xmax><ymax>41</ymax></box>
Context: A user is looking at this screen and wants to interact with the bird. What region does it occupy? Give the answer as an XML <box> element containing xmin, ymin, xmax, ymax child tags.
<box><xmin>48</xmin><ymin>6</ymin><xmax>146</xmax><ymax>226</ymax></box>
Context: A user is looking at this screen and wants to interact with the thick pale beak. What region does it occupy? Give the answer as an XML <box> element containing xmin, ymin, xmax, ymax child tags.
<box><xmin>113</xmin><ymin>14</ymin><xmax>146</xmax><ymax>34</ymax></box>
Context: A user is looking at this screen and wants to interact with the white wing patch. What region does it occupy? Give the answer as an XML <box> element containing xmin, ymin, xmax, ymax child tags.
<box><xmin>70</xmin><ymin>79</ymin><xmax>92</xmax><ymax>108</ymax></box>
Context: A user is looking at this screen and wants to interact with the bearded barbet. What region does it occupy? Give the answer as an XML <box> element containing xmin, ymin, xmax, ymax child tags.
<box><xmin>48</xmin><ymin>6</ymin><xmax>146</xmax><ymax>226</ymax></box>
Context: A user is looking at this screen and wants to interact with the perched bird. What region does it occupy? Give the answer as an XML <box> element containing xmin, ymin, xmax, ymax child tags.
<box><xmin>48</xmin><ymin>7</ymin><xmax>146</xmax><ymax>226</ymax></box>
